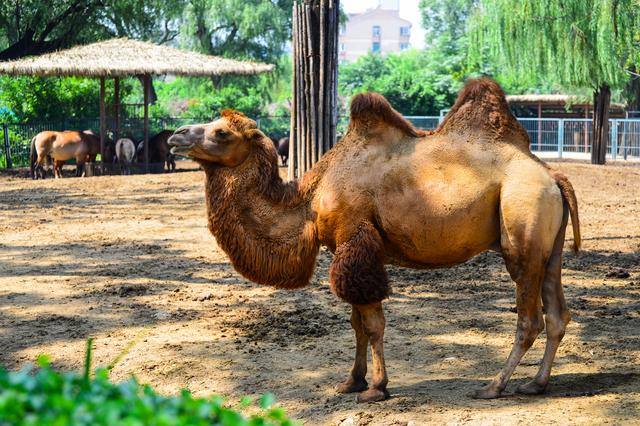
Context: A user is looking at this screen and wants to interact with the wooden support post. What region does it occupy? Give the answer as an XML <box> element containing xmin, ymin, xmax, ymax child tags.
<box><xmin>537</xmin><ymin>100</ymin><xmax>542</xmax><ymax>150</ymax></box>
<box><xmin>114</xmin><ymin>77</ymin><xmax>120</xmax><ymax>145</ymax></box>
<box><xmin>143</xmin><ymin>74</ymin><xmax>150</xmax><ymax>173</ymax></box>
<box><xmin>290</xmin><ymin>0</ymin><xmax>340</xmax><ymax>178</ymax></box>
<box><xmin>99</xmin><ymin>76</ymin><xmax>106</xmax><ymax>175</ymax></box>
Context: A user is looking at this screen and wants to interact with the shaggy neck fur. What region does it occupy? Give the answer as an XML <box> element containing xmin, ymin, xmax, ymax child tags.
<box><xmin>200</xmin><ymin>139</ymin><xmax>320</xmax><ymax>289</ymax></box>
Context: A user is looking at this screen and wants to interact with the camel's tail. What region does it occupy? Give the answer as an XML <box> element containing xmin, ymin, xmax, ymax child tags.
<box><xmin>553</xmin><ymin>172</ymin><xmax>581</xmax><ymax>252</ymax></box>
<box><xmin>29</xmin><ymin>136</ymin><xmax>37</xmax><ymax>179</ymax></box>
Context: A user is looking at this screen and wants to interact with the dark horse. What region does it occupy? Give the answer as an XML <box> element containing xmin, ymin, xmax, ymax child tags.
<box><xmin>269</xmin><ymin>136</ymin><xmax>289</xmax><ymax>166</ymax></box>
<box><xmin>136</xmin><ymin>130</ymin><xmax>176</xmax><ymax>172</ymax></box>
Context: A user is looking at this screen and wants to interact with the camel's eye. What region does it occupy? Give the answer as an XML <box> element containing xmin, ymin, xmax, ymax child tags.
<box><xmin>216</xmin><ymin>129</ymin><xmax>229</xmax><ymax>138</ymax></box>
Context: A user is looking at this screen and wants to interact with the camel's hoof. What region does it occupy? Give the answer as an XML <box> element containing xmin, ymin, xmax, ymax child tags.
<box><xmin>356</xmin><ymin>387</ymin><xmax>390</xmax><ymax>403</ymax></box>
<box><xmin>516</xmin><ymin>380</ymin><xmax>547</xmax><ymax>395</ymax></box>
<box><xmin>335</xmin><ymin>377</ymin><xmax>368</xmax><ymax>394</ymax></box>
<box><xmin>473</xmin><ymin>384</ymin><xmax>503</xmax><ymax>399</ymax></box>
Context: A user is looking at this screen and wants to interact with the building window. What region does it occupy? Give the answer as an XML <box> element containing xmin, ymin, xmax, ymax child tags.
<box><xmin>372</xmin><ymin>25</ymin><xmax>381</xmax><ymax>37</ymax></box>
<box><xmin>400</xmin><ymin>42</ymin><xmax>409</xmax><ymax>50</ymax></box>
<box><xmin>400</xmin><ymin>26</ymin><xmax>410</xmax><ymax>37</ymax></box>
<box><xmin>372</xmin><ymin>41</ymin><xmax>381</xmax><ymax>53</ymax></box>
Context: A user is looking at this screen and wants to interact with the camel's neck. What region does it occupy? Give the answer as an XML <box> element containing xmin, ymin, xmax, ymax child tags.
<box><xmin>201</xmin><ymin>148</ymin><xmax>320</xmax><ymax>289</ymax></box>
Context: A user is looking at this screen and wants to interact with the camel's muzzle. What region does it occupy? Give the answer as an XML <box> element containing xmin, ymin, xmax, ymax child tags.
<box><xmin>169</xmin><ymin>125</ymin><xmax>204</xmax><ymax>155</ymax></box>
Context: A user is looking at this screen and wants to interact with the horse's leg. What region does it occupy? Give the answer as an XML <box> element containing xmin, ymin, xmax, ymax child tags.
<box><xmin>54</xmin><ymin>160</ymin><xmax>64</xmax><ymax>178</ymax></box>
<box><xmin>516</xmin><ymin>206</ymin><xmax>571</xmax><ymax>395</ymax></box>
<box><xmin>336</xmin><ymin>306</ymin><xmax>369</xmax><ymax>394</ymax></box>
<box><xmin>35</xmin><ymin>152</ymin><xmax>47</xmax><ymax>179</ymax></box>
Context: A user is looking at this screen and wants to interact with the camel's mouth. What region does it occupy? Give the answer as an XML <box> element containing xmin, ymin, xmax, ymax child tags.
<box><xmin>168</xmin><ymin>130</ymin><xmax>196</xmax><ymax>156</ymax></box>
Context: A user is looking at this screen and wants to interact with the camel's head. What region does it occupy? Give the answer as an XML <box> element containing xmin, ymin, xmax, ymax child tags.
<box><xmin>169</xmin><ymin>110</ymin><xmax>265</xmax><ymax>167</ymax></box>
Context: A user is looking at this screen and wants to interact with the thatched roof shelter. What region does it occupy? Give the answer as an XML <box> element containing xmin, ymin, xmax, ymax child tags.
<box><xmin>0</xmin><ymin>38</ymin><xmax>273</xmax><ymax>77</ymax></box>
<box><xmin>506</xmin><ymin>94</ymin><xmax>626</xmax><ymax>118</ymax></box>
<box><xmin>0</xmin><ymin>38</ymin><xmax>274</xmax><ymax>174</ymax></box>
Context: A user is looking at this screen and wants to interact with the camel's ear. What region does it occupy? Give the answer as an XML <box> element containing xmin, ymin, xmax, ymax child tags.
<box><xmin>243</xmin><ymin>128</ymin><xmax>265</xmax><ymax>143</ymax></box>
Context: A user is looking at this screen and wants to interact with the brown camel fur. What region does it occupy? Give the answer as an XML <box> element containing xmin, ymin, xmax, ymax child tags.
<box><xmin>169</xmin><ymin>78</ymin><xmax>581</xmax><ymax>403</ymax></box>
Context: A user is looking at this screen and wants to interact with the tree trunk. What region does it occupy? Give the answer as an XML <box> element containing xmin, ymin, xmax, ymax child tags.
<box><xmin>591</xmin><ymin>85</ymin><xmax>610</xmax><ymax>165</ymax></box>
<box><xmin>289</xmin><ymin>0</ymin><xmax>340</xmax><ymax>179</ymax></box>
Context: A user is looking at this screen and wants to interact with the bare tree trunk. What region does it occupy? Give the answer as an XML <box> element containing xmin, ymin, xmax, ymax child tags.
<box><xmin>289</xmin><ymin>0</ymin><xmax>340</xmax><ymax>179</ymax></box>
<box><xmin>591</xmin><ymin>85</ymin><xmax>610</xmax><ymax>165</ymax></box>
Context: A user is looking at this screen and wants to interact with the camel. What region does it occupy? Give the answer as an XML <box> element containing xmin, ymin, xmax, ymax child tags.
<box><xmin>168</xmin><ymin>78</ymin><xmax>581</xmax><ymax>403</ymax></box>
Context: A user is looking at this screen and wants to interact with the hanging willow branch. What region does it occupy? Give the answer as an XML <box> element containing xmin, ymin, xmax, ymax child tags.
<box><xmin>289</xmin><ymin>0</ymin><xmax>340</xmax><ymax>179</ymax></box>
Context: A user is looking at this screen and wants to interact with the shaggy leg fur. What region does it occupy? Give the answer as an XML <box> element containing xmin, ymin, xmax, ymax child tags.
<box><xmin>330</xmin><ymin>222</ymin><xmax>390</xmax><ymax>402</ymax></box>
<box><xmin>336</xmin><ymin>307</ymin><xmax>369</xmax><ymax>394</ymax></box>
<box><xmin>329</xmin><ymin>222</ymin><xmax>389</xmax><ymax>305</ymax></box>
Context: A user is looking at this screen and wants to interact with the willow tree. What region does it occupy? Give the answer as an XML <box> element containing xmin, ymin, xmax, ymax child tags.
<box><xmin>469</xmin><ymin>0</ymin><xmax>639</xmax><ymax>164</ymax></box>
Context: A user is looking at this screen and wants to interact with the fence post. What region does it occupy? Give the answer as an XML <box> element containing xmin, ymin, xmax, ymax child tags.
<box><xmin>2</xmin><ymin>124</ymin><xmax>12</xmax><ymax>169</ymax></box>
<box><xmin>611</xmin><ymin>120</ymin><xmax>618</xmax><ymax>161</ymax></box>
<box><xmin>557</xmin><ymin>119</ymin><xmax>564</xmax><ymax>159</ymax></box>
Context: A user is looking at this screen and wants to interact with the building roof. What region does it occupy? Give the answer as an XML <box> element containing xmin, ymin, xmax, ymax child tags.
<box><xmin>347</xmin><ymin>7</ymin><xmax>412</xmax><ymax>26</ymax></box>
<box><xmin>0</xmin><ymin>38</ymin><xmax>274</xmax><ymax>78</ymax></box>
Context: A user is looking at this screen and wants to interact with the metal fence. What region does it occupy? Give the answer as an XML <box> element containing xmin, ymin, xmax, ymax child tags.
<box><xmin>2</xmin><ymin>115</ymin><xmax>640</xmax><ymax>169</ymax></box>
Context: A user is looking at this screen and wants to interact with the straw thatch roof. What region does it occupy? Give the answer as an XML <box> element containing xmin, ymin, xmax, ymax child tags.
<box><xmin>0</xmin><ymin>38</ymin><xmax>273</xmax><ymax>77</ymax></box>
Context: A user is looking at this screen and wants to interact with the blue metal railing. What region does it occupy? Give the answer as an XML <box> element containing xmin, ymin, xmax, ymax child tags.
<box><xmin>2</xmin><ymin>115</ymin><xmax>640</xmax><ymax>168</ymax></box>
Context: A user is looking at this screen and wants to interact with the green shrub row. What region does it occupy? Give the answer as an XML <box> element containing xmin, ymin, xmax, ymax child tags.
<box><xmin>0</xmin><ymin>339</ymin><xmax>296</xmax><ymax>426</ymax></box>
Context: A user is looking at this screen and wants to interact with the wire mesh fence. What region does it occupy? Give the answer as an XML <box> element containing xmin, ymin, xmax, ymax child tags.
<box><xmin>2</xmin><ymin>115</ymin><xmax>640</xmax><ymax>169</ymax></box>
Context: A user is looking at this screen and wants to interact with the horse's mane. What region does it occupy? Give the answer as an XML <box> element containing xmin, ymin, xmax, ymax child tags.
<box><xmin>348</xmin><ymin>92</ymin><xmax>425</xmax><ymax>137</ymax></box>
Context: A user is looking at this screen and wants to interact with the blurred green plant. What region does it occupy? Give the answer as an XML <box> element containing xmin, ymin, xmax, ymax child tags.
<box><xmin>0</xmin><ymin>338</ymin><xmax>296</xmax><ymax>426</ymax></box>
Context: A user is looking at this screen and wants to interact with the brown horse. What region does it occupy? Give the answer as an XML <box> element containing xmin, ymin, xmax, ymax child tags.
<box><xmin>30</xmin><ymin>130</ymin><xmax>100</xmax><ymax>179</ymax></box>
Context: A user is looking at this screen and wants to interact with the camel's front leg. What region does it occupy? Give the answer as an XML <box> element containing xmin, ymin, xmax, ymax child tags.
<box><xmin>335</xmin><ymin>306</ymin><xmax>368</xmax><ymax>394</ymax></box>
<box><xmin>356</xmin><ymin>302</ymin><xmax>389</xmax><ymax>402</ymax></box>
<box><xmin>329</xmin><ymin>221</ymin><xmax>391</xmax><ymax>402</ymax></box>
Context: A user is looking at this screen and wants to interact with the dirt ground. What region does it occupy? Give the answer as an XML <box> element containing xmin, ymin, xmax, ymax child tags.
<box><xmin>0</xmin><ymin>161</ymin><xmax>638</xmax><ymax>425</ymax></box>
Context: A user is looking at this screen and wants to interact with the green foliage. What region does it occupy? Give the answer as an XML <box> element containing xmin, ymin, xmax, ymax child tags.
<box><xmin>181</xmin><ymin>0</ymin><xmax>293</xmax><ymax>63</ymax></box>
<box><xmin>469</xmin><ymin>0</ymin><xmax>640</xmax><ymax>90</ymax></box>
<box><xmin>0</xmin><ymin>76</ymin><xmax>136</xmax><ymax>123</ymax></box>
<box><xmin>339</xmin><ymin>50</ymin><xmax>461</xmax><ymax>116</ymax></box>
<box><xmin>0</xmin><ymin>340</ymin><xmax>296</xmax><ymax>426</ymax></box>
<box><xmin>0</xmin><ymin>0</ymin><xmax>184</xmax><ymax>60</ymax></box>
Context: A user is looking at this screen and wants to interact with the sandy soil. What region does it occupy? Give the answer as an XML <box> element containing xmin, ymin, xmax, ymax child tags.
<box><xmin>0</xmin><ymin>161</ymin><xmax>639</xmax><ymax>425</ymax></box>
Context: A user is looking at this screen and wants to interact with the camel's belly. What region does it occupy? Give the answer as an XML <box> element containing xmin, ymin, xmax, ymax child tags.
<box><xmin>376</xmin><ymin>184</ymin><xmax>500</xmax><ymax>267</ymax></box>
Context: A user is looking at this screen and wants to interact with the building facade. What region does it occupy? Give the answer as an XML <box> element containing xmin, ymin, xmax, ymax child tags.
<box><xmin>339</xmin><ymin>3</ymin><xmax>412</xmax><ymax>62</ymax></box>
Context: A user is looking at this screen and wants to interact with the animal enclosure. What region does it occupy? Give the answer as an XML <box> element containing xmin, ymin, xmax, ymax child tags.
<box><xmin>0</xmin><ymin>162</ymin><xmax>638</xmax><ymax>424</ymax></box>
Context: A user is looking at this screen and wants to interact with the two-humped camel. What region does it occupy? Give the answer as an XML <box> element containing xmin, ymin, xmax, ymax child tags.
<box><xmin>169</xmin><ymin>78</ymin><xmax>581</xmax><ymax>402</ymax></box>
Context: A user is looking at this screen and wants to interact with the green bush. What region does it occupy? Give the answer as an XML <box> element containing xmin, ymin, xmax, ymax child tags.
<box><xmin>0</xmin><ymin>340</ymin><xmax>296</xmax><ymax>426</ymax></box>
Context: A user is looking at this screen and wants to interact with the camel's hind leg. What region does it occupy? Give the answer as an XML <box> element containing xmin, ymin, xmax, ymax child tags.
<box><xmin>474</xmin><ymin>176</ymin><xmax>563</xmax><ymax>399</ymax></box>
<box><xmin>517</xmin><ymin>205</ymin><xmax>571</xmax><ymax>395</ymax></box>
